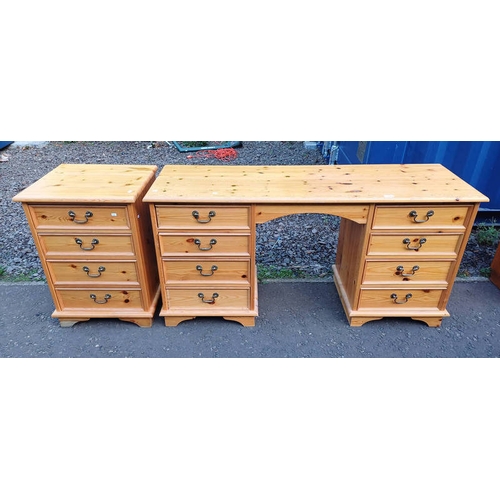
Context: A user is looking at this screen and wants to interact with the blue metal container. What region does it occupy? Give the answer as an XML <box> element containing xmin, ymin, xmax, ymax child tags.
<box><xmin>333</xmin><ymin>141</ymin><xmax>500</xmax><ymax>212</ymax></box>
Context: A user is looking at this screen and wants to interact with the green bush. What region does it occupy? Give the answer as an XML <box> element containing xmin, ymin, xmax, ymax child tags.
<box><xmin>476</xmin><ymin>219</ymin><xmax>500</xmax><ymax>247</ymax></box>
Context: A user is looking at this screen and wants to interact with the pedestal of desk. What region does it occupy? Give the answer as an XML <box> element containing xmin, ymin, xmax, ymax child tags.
<box><xmin>333</xmin><ymin>203</ymin><xmax>479</xmax><ymax>327</ymax></box>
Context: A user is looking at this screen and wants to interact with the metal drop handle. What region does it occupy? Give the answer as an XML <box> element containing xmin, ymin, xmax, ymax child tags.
<box><xmin>396</xmin><ymin>265</ymin><xmax>420</xmax><ymax>277</ymax></box>
<box><xmin>198</xmin><ymin>292</ymin><xmax>219</xmax><ymax>304</ymax></box>
<box><xmin>196</xmin><ymin>265</ymin><xmax>218</xmax><ymax>276</ymax></box>
<box><xmin>75</xmin><ymin>237</ymin><xmax>99</xmax><ymax>250</ymax></box>
<box><xmin>75</xmin><ymin>238</ymin><xmax>99</xmax><ymax>251</ymax></box>
<box><xmin>83</xmin><ymin>265</ymin><xmax>105</xmax><ymax>278</ymax></box>
<box><xmin>68</xmin><ymin>210</ymin><xmax>93</xmax><ymax>224</ymax></box>
<box><xmin>194</xmin><ymin>238</ymin><xmax>217</xmax><ymax>251</ymax></box>
<box><xmin>90</xmin><ymin>293</ymin><xmax>111</xmax><ymax>304</ymax></box>
<box><xmin>391</xmin><ymin>293</ymin><xmax>413</xmax><ymax>304</ymax></box>
<box><xmin>409</xmin><ymin>210</ymin><xmax>434</xmax><ymax>223</ymax></box>
<box><xmin>192</xmin><ymin>210</ymin><xmax>216</xmax><ymax>224</ymax></box>
<box><xmin>403</xmin><ymin>237</ymin><xmax>427</xmax><ymax>250</ymax></box>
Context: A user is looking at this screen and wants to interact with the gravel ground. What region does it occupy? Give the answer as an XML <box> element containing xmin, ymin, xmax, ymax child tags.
<box><xmin>0</xmin><ymin>141</ymin><xmax>497</xmax><ymax>281</ymax></box>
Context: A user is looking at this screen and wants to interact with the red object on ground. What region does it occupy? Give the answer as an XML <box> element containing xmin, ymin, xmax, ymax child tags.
<box><xmin>188</xmin><ymin>148</ymin><xmax>238</xmax><ymax>161</ymax></box>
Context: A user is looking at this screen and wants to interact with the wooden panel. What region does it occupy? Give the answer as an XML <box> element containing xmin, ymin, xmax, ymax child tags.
<box><xmin>163</xmin><ymin>260</ymin><xmax>251</xmax><ymax>284</ymax></box>
<box><xmin>39</xmin><ymin>234</ymin><xmax>135</xmax><ymax>257</ymax></box>
<box><xmin>372</xmin><ymin>205</ymin><xmax>471</xmax><ymax>230</ymax></box>
<box><xmin>358</xmin><ymin>288</ymin><xmax>444</xmax><ymax>310</ymax></box>
<box><xmin>363</xmin><ymin>260</ymin><xmax>453</xmax><ymax>285</ymax></box>
<box><xmin>142</xmin><ymin>165</ymin><xmax>489</xmax><ymax>204</ymax></box>
<box><xmin>490</xmin><ymin>242</ymin><xmax>500</xmax><ymax>290</ymax></box>
<box><xmin>56</xmin><ymin>289</ymin><xmax>144</xmax><ymax>310</ymax></box>
<box><xmin>334</xmin><ymin>209</ymin><xmax>374</xmax><ymax>308</ymax></box>
<box><xmin>156</xmin><ymin>205</ymin><xmax>250</xmax><ymax>229</ymax></box>
<box><xmin>166</xmin><ymin>288</ymin><xmax>250</xmax><ymax>311</ymax></box>
<box><xmin>128</xmin><ymin>192</ymin><xmax>161</xmax><ymax>305</ymax></box>
<box><xmin>12</xmin><ymin>164</ymin><xmax>158</xmax><ymax>203</ymax></box>
<box><xmin>47</xmin><ymin>261</ymin><xmax>139</xmax><ymax>286</ymax></box>
<box><xmin>29</xmin><ymin>205</ymin><xmax>130</xmax><ymax>230</ymax></box>
<box><xmin>159</xmin><ymin>234</ymin><xmax>250</xmax><ymax>256</ymax></box>
<box><xmin>368</xmin><ymin>234</ymin><xmax>462</xmax><ymax>257</ymax></box>
<box><xmin>255</xmin><ymin>204</ymin><xmax>369</xmax><ymax>224</ymax></box>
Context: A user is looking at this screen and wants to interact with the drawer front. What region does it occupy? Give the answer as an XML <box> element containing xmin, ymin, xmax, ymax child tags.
<box><xmin>159</xmin><ymin>234</ymin><xmax>250</xmax><ymax>256</ymax></box>
<box><xmin>156</xmin><ymin>205</ymin><xmax>250</xmax><ymax>230</ymax></box>
<box><xmin>163</xmin><ymin>260</ymin><xmax>251</xmax><ymax>284</ymax></box>
<box><xmin>56</xmin><ymin>289</ymin><xmax>144</xmax><ymax>310</ymax></box>
<box><xmin>368</xmin><ymin>234</ymin><xmax>462</xmax><ymax>257</ymax></box>
<box><xmin>363</xmin><ymin>261</ymin><xmax>454</xmax><ymax>285</ymax></box>
<box><xmin>29</xmin><ymin>205</ymin><xmax>130</xmax><ymax>230</ymax></box>
<box><xmin>39</xmin><ymin>234</ymin><xmax>135</xmax><ymax>257</ymax></box>
<box><xmin>372</xmin><ymin>205</ymin><xmax>470</xmax><ymax>230</ymax></box>
<box><xmin>166</xmin><ymin>288</ymin><xmax>250</xmax><ymax>311</ymax></box>
<box><xmin>47</xmin><ymin>261</ymin><xmax>139</xmax><ymax>285</ymax></box>
<box><xmin>358</xmin><ymin>289</ymin><xmax>444</xmax><ymax>310</ymax></box>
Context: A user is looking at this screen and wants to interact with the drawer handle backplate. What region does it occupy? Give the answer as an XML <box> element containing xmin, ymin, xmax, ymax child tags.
<box><xmin>198</xmin><ymin>292</ymin><xmax>219</xmax><ymax>304</ymax></box>
<box><xmin>90</xmin><ymin>293</ymin><xmax>111</xmax><ymax>304</ymax></box>
<box><xmin>391</xmin><ymin>293</ymin><xmax>412</xmax><ymax>304</ymax></box>
<box><xmin>403</xmin><ymin>237</ymin><xmax>427</xmax><ymax>250</ymax></box>
<box><xmin>68</xmin><ymin>210</ymin><xmax>93</xmax><ymax>224</ymax></box>
<box><xmin>194</xmin><ymin>238</ymin><xmax>217</xmax><ymax>251</ymax></box>
<box><xmin>409</xmin><ymin>210</ymin><xmax>434</xmax><ymax>223</ymax></box>
<box><xmin>192</xmin><ymin>210</ymin><xmax>216</xmax><ymax>224</ymax></box>
<box><xmin>396</xmin><ymin>265</ymin><xmax>420</xmax><ymax>277</ymax></box>
<box><xmin>83</xmin><ymin>265</ymin><xmax>105</xmax><ymax>278</ymax></box>
<box><xmin>75</xmin><ymin>237</ymin><xmax>99</xmax><ymax>251</ymax></box>
<box><xmin>196</xmin><ymin>265</ymin><xmax>218</xmax><ymax>276</ymax></box>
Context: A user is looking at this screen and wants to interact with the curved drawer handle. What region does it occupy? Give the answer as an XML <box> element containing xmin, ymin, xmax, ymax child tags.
<box><xmin>409</xmin><ymin>210</ymin><xmax>434</xmax><ymax>223</ymax></box>
<box><xmin>403</xmin><ymin>237</ymin><xmax>426</xmax><ymax>250</ymax></box>
<box><xmin>68</xmin><ymin>210</ymin><xmax>93</xmax><ymax>224</ymax></box>
<box><xmin>396</xmin><ymin>265</ymin><xmax>420</xmax><ymax>277</ymax></box>
<box><xmin>192</xmin><ymin>210</ymin><xmax>216</xmax><ymax>224</ymax></box>
<box><xmin>82</xmin><ymin>265</ymin><xmax>106</xmax><ymax>278</ymax></box>
<box><xmin>391</xmin><ymin>293</ymin><xmax>413</xmax><ymax>304</ymax></box>
<box><xmin>194</xmin><ymin>238</ymin><xmax>217</xmax><ymax>251</ymax></box>
<box><xmin>198</xmin><ymin>292</ymin><xmax>219</xmax><ymax>304</ymax></box>
<box><xmin>75</xmin><ymin>237</ymin><xmax>99</xmax><ymax>251</ymax></box>
<box><xmin>90</xmin><ymin>293</ymin><xmax>111</xmax><ymax>304</ymax></box>
<box><xmin>196</xmin><ymin>264</ymin><xmax>218</xmax><ymax>276</ymax></box>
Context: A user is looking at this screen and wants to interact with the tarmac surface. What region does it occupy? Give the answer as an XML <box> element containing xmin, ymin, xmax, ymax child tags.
<box><xmin>1</xmin><ymin>279</ymin><xmax>499</xmax><ymax>357</ymax></box>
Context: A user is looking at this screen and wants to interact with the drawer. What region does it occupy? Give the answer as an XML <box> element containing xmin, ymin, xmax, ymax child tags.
<box><xmin>367</xmin><ymin>234</ymin><xmax>462</xmax><ymax>257</ymax></box>
<box><xmin>159</xmin><ymin>234</ymin><xmax>250</xmax><ymax>256</ymax></box>
<box><xmin>29</xmin><ymin>205</ymin><xmax>130</xmax><ymax>230</ymax></box>
<box><xmin>363</xmin><ymin>261</ymin><xmax>454</xmax><ymax>285</ymax></box>
<box><xmin>156</xmin><ymin>205</ymin><xmax>250</xmax><ymax>230</ymax></box>
<box><xmin>162</xmin><ymin>260</ymin><xmax>251</xmax><ymax>284</ymax></box>
<box><xmin>39</xmin><ymin>234</ymin><xmax>135</xmax><ymax>257</ymax></box>
<box><xmin>47</xmin><ymin>261</ymin><xmax>139</xmax><ymax>286</ymax></box>
<box><xmin>166</xmin><ymin>287</ymin><xmax>250</xmax><ymax>311</ymax></box>
<box><xmin>56</xmin><ymin>289</ymin><xmax>144</xmax><ymax>310</ymax></box>
<box><xmin>358</xmin><ymin>288</ymin><xmax>444</xmax><ymax>310</ymax></box>
<box><xmin>372</xmin><ymin>205</ymin><xmax>470</xmax><ymax>230</ymax></box>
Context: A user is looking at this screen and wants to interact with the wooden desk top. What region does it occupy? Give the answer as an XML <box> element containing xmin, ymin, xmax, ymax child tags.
<box><xmin>143</xmin><ymin>164</ymin><xmax>489</xmax><ymax>204</ymax></box>
<box><xmin>12</xmin><ymin>164</ymin><xmax>158</xmax><ymax>203</ymax></box>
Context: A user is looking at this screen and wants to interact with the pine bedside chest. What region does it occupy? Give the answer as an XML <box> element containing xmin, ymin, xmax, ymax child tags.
<box><xmin>144</xmin><ymin>164</ymin><xmax>488</xmax><ymax>328</ymax></box>
<box><xmin>13</xmin><ymin>164</ymin><xmax>160</xmax><ymax>327</ymax></box>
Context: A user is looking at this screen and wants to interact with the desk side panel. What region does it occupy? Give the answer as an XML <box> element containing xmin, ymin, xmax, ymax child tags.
<box><xmin>334</xmin><ymin>212</ymin><xmax>373</xmax><ymax>309</ymax></box>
